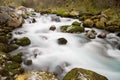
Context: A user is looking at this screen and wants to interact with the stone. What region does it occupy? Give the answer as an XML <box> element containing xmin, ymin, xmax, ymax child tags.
<box><xmin>15</xmin><ymin>37</ymin><xmax>31</xmax><ymax>46</ymax></box>
<box><xmin>31</xmin><ymin>18</ymin><xmax>36</xmax><ymax>23</ymax></box>
<box><xmin>97</xmin><ymin>32</ymin><xmax>107</xmax><ymax>38</ymax></box>
<box><xmin>83</xmin><ymin>19</ymin><xmax>94</xmax><ymax>28</ymax></box>
<box><xmin>116</xmin><ymin>33</ymin><xmax>120</xmax><ymax>37</ymax></box>
<box><xmin>85</xmin><ymin>30</ymin><xmax>96</xmax><ymax>39</ymax></box>
<box><xmin>49</xmin><ymin>25</ymin><xmax>56</xmax><ymax>31</ymax></box>
<box><xmin>0</xmin><ymin>13</ymin><xmax>10</xmax><ymax>25</ymax></box>
<box><xmin>57</xmin><ymin>38</ymin><xmax>67</xmax><ymax>45</ymax></box>
<box><xmin>63</xmin><ymin>68</ymin><xmax>108</xmax><ymax>80</ymax></box>
<box><xmin>67</xmin><ymin>26</ymin><xmax>84</xmax><ymax>33</ymax></box>
<box><xmin>7</xmin><ymin>16</ymin><xmax>23</xmax><ymax>28</ymax></box>
<box><xmin>60</xmin><ymin>25</ymin><xmax>70</xmax><ymax>32</ymax></box>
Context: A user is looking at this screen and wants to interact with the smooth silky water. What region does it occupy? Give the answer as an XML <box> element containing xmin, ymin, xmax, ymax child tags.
<box><xmin>11</xmin><ymin>11</ymin><xmax>120</xmax><ymax>80</ymax></box>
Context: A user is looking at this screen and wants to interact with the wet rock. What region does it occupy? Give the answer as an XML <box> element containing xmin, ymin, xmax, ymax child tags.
<box><xmin>15</xmin><ymin>37</ymin><xmax>31</xmax><ymax>46</ymax></box>
<box><xmin>0</xmin><ymin>43</ymin><xmax>18</xmax><ymax>53</ymax></box>
<box><xmin>49</xmin><ymin>25</ymin><xmax>56</xmax><ymax>31</ymax></box>
<box><xmin>16</xmin><ymin>71</ymin><xmax>58</xmax><ymax>80</ymax></box>
<box><xmin>97</xmin><ymin>32</ymin><xmax>107</xmax><ymax>39</ymax></box>
<box><xmin>67</xmin><ymin>26</ymin><xmax>84</xmax><ymax>33</ymax></box>
<box><xmin>31</xmin><ymin>18</ymin><xmax>36</xmax><ymax>23</ymax></box>
<box><xmin>83</xmin><ymin>19</ymin><xmax>94</xmax><ymax>28</ymax></box>
<box><xmin>116</xmin><ymin>33</ymin><xmax>120</xmax><ymax>37</ymax></box>
<box><xmin>51</xmin><ymin>16</ymin><xmax>61</xmax><ymax>22</ymax></box>
<box><xmin>72</xmin><ymin>21</ymin><xmax>81</xmax><ymax>26</ymax></box>
<box><xmin>85</xmin><ymin>30</ymin><xmax>96</xmax><ymax>39</ymax></box>
<box><xmin>63</xmin><ymin>68</ymin><xmax>108</xmax><ymax>80</ymax></box>
<box><xmin>24</xmin><ymin>60</ymin><xmax>32</xmax><ymax>66</ymax></box>
<box><xmin>57</xmin><ymin>38</ymin><xmax>67</xmax><ymax>45</ymax></box>
<box><xmin>60</xmin><ymin>25</ymin><xmax>84</xmax><ymax>33</ymax></box>
<box><xmin>60</xmin><ymin>25</ymin><xmax>70</xmax><ymax>32</ymax></box>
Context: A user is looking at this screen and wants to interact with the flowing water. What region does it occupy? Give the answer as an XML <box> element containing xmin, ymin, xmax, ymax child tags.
<box><xmin>11</xmin><ymin>11</ymin><xmax>120</xmax><ymax>80</ymax></box>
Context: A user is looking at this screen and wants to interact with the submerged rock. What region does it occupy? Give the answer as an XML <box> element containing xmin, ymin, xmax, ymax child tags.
<box><xmin>15</xmin><ymin>71</ymin><xmax>58</xmax><ymax>80</ymax></box>
<box><xmin>49</xmin><ymin>25</ymin><xmax>56</xmax><ymax>31</ymax></box>
<box><xmin>57</xmin><ymin>38</ymin><xmax>67</xmax><ymax>45</ymax></box>
<box><xmin>24</xmin><ymin>59</ymin><xmax>32</xmax><ymax>66</ymax></box>
<box><xmin>97</xmin><ymin>32</ymin><xmax>107</xmax><ymax>39</ymax></box>
<box><xmin>63</xmin><ymin>68</ymin><xmax>108</xmax><ymax>80</ymax></box>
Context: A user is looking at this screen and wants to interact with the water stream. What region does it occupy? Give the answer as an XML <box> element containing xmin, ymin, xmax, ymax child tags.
<box><xmin>11</xmin><ymin>12</ymin><xmax>120</xmax><ymax>80</ymax></box>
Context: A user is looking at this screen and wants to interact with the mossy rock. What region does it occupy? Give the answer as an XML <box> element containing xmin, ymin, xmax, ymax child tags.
<box><xmin>105</xmin><ymin>26</ymin><xmax>119</xmax><ymax>32</ymax></box>
<box><xmin>72</xmin><ymin>21</ymin><xmax>81</xmax><ymax>26</ymax></box>
<box><xmin>60</xmin><ymin>25</ymin><xmax>70</xmax><ymax>32</ymax></box>
<box><xmin>15</xmin><ymin>37</ymin><xmax>31</xmax><ymax>46</ymax></box>
<box><xmin>0</xmin><ymin>43</ymin><xmax>18</xmax><ymax>53</ymax></box>
<box><xmin>57</xmin><ymin>38</ymin><xmax>67</xmax><ymax>45</ymax></box>
<box><xmin>95</xmin><ymin>21</ymin><xmax>105</xmax><ymax>29</ymax></box>
<box><xmin>10</xmin><ymin>53</ymin><xmax>23</xmax><ymax>63</ymax></box>
<box><xmin>16</xmin><ymin>71</ymin><xmax>58</xmax><ymax>80</ymax></box>
<box><xmin>67</xmin><ymin>26</ymin><xmax>85</xmax><ymax>33</ymax></box>
<box><xmin>83</xmin><ymin>19</ymin><xmax>94</xmax><ymax>28</ymax></box>
<box><xmin>63</xmin><ymin>68</ymin><xmax>108</xmax><ymax>80</ymax></box>
<box><xmin>5</xmin><ymin>62</ymin><xmax>21</xmax><ymax>70</ymax></box>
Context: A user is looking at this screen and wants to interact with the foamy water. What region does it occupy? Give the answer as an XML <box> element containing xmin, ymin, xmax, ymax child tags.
<box><xmin>11</xmin><ymin>12</ymin><xmax>120</xmax><ymax>80</ymax></box>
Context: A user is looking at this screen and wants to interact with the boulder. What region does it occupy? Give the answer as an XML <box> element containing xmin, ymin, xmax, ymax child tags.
<box><xmin>85</xmin><ymin>30</ymin><xmax>96</xmax><ymax>39</ymax></box>
<box><xmin>63</xmin><ymin>68</ymin><xmax>108</xmax><ymax>80</ymax></box>
<box><xmin>14</xmin><ymin>37</ymin><xmax>31</xmax><ymax>46</ymax></box>
<box><xmin>57</xmin><ymin>38</ymin><xmax>67</xmax><ymax>45</ymax></box>
<box><xmin>97</xmin><ymin>32</ymin><xmax>107</xmax><ymax>38</ymax></box>
<box><xmin>60</xmin><ymin>25</ymin><xmax>70</xmax><ymax>32</ymax></box>
<box><xmin>67</xmin><ymin>26</ymin><xmax>84</xmax><ymax>33</ymax></box>
<box><xmin>49</xmin><ymin>25</ymin><xmax>56</xmax><ymax>31</ymax></box>
<box><xmin>105</xmin><ymin>26</ymin><xmax>119</xmax><ymax>32</ymax></box>
<box><xmin>7</xmin><ymin>16</ymin><xmax>23</xmax><ymax>28</ymax></box>
<box><xmin>116</xmin><ymin>33</ymin><xmax>120</xmax><ymax>37</ymax></box>
<box><xmin>0</xmin><ymin>12</ymin><xmax>10</xmax><ymax>25</ymax></box>
<box><xmin>83</xmin><ymin>19</ymin><xmax>94</xmax><ymax>28</ymax></box>
<box><xmin>95</xmin><ymin>21</ymin><xmax>105</xmax><ymax>29</ymax></box>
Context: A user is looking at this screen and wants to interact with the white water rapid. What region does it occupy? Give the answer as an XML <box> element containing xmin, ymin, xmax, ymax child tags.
<box><xmin>11</xmin><ymin>11</ymin><xmax>120</xmax><ymax>80</ymax></box>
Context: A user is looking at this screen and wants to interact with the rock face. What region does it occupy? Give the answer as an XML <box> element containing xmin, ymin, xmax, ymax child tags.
<box><xmin>57</xmin><ymin>38</ymin><xmax>67</xmax><ymax>45</ymax></box>
<box><xmin>11</xmin><ymin>37</ymin><xmax>31</xmax><ymax>46</ymax></box>
<box><xmin>15</xmin><ymin>71</ymin><xmax>58</xmax><ymax>80</ymax></box>
<box><xmin>63</xmin><ymin>68</ymin><xmax>108</xmax><ymax>80</ymax></box>
<box><xmin>0</xmin><ymin>6</ymin><xmax>24</xmax><ymax>28</ymax></box>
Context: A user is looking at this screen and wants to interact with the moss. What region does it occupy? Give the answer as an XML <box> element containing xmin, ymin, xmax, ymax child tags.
<box><xmin>5</xmin><ymin>62</ymin><xmax>21</xmax><ymax>70</ymax></box>
<box><xmin>105</xmin><ymin>26</ymin><xmax>119</xmax><ymax>32</ymax></box>
<box><xmin>83</xmin><ymin>19</ymin><xmax>94</xmax><ymax>28</ymax></box>
<box><xmin>72</xmin><ymin>21</ymin><xmax>81</xmax><ymax>26</ymax></box>
<box><xmin>67</xmin><ymin>26</ymin><xmax>85</xmax><ymax>33</ymax></box>
<box><xmin>95</xmin><ymin>21</ymin><xmax>105</xmax><ymax>29</ymax></box>
<box><xmin>60</xmin><ymin>25</ymin><xmax>70</xmax><ymax>32</ymax></box>
<box><xmin>16</xmin><ymin>37</ymin><xmax>31</xmax><ymax>46</ymax></box>
<box><xmin>10</xmin><ymin>53</ymin><xmax>23</xmax><ymax>63</ymax></box>
<box><xmin>63</xmin><ymin>68</ymin><xmax>108</xmax><ymax>80</ymax></box>
<box><xmin>0</xmin><ymin>43</ymin><xmax>18</xmax><ymax>52</ymax></box>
